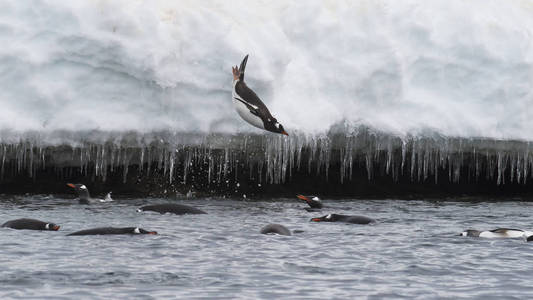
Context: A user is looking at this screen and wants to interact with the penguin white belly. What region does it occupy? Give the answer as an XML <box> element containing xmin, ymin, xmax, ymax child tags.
<box><xmin>479</xmin><ymin>230</ymin><xmax>525</xmax><ymax>238</ymax></box>
<box><xmin>524</xmin><ymin>231</ymin><xmax>533</xmax><ymax>241</ymax></box>
<box><xmin>232</xmin><ymin>99</ymin><xmax>264</xmax><ymax>129</ymax></box>
<box><xmin>232</xmin><ymin>81</ymin><xmax>264</xmax><ymax>129</ymax></box>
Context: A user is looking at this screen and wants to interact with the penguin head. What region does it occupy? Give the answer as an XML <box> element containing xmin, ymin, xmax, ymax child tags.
<box><xmin>265</xmin><ymin>119</ymin><xmax>288</xmax><ymax>136</ymax></box>
<box><xmin>461</xmin><ymin>229</ymin><xmax>481</xmax><ymax>237</ymax></box>
<box><xmin>310</xmin><ymin>214</ymin><xmax>336</xmax><ymax>222</ymax></box>
<box><xmin>133</xmin><ymin>227</ymin><xmax>157</xmax><ymax>235</ymax></box>
<box><xmin>296</xmin><ymin>195</ymin><xmax>323</xmax><ymax>208</ymax></box>
<box><xmin>67</xmin><ymin>183</ymin><xmax>91</xmax><ymax>200</ymax></box>
<box><xmin>45</xmin><ymin>223</ymin><xmax>60</xmax><ymax>231</ymax></box>
<box><xmin>67</xmin><ymin>183</ymin><xmax>88</xmax><ymax>192</ymax></box>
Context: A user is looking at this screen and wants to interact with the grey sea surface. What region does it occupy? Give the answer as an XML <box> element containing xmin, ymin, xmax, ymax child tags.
<box><xmin>1</xmin><ymin>195</ymin><xmax>533</xmax><ymax>299</ymax></box>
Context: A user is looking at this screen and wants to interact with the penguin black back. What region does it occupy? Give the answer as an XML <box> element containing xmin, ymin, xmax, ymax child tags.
<box><xmin>310</xmin><ymin>214</ymin><xmax>375</xmax><ymax>224</ymax></box>
<box><xmin>137</xmin><ymin>203</ymin><xmax>207</xmax><ymax>215</ymax></box>
<box><xmin>67</xmin><ymin>227</ymin><xmax>157</xmax><ymax>236</ymax></box>
<box><xmin>260</xmin><ymin>224</ymin><xmax>292</xmax><ymax>236</ymax></box>
<box><xmin>2</xmin><ymin>218</ymin><xmax>60</xmax><ymax>231</ymax></box>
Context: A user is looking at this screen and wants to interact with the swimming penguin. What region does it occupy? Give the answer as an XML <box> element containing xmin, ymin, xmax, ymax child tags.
<box><xmin>1</xmin><ymin>218</ymin><xmax>60</xmax><ymax>231</ymax></box>
<box><xmin>310</xmin><ymin>214</ymin><xmax>375</xmax><ymax>224</ymax></box>
<box><xmin>66</xmin><ymin>183</ymin><xmax>113</xmax><ymax>204</ymax></box>
<box><xmin>260</xmin><ymin>224</ymin><xmax>292</xmax><ymax>236</ymax></box>
<box><xmin>296</xmin><ymin>195</ymin><xmax>323</xmax><ymax>210</ymax></box>
<box><xmin>232</xmin><ymin>55</ymin><xmax>288</xmax><ymax>135</ymax></box>
<box><xmin>67</xmin><ymin>227</ymin><xmax>157</xmax><ymax>236</ymax></box>
<box><xmin>460</xmin><ymin>228</ymin><xmax>533</xmax><ymax>240</ymax></box>
<box><xmin>136</xmin><ymin>203</ymin><xmax>206</xmax><ymax>215</ymax></box>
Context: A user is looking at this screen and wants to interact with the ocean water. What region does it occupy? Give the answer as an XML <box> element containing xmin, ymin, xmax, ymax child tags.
<box><xmin>1</xmin><ymin>196</ymin><xmax>533</xmax><ymax>299</ymax></box>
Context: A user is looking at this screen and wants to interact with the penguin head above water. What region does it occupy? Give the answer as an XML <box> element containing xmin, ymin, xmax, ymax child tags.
<box><xmin>296</xmin><ymin>195</ymin><xmax>323</xmax><ymax>208</ymax></box>
<box><xmin>45</xmin><ymin>223</ymin><xmax>60</xmax><ymax>231</ymax></box>
<box><xmin>67</xmin><ymin>183</ymin><xmax>90</xmax><ymax>200</ymax></box>
<box><xmin>67</xmin><ymin>183</ymin><xmax>88</xmax><ymax>192</ymax></box>
<box><xmin>132</xmin><ymin>227</ymin><xmax>158</xmax><ymax>235</ymax></box>
<box><xmin>310</xmin><ymin>213</ymin><xmax>336</xmax><ymax>222</ymax></box>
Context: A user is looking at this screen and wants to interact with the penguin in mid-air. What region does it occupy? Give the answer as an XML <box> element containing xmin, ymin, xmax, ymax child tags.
<box><xmin>232</xmin><ymin>55</ymin><xmax>288</xmax><ymax>135</ymax></box>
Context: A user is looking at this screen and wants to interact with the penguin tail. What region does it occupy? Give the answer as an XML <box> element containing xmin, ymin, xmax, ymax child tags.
<box><xmin>239</xmin><ymin>54</ymin><xmax>248</xmax><ymax>81</ymax></box>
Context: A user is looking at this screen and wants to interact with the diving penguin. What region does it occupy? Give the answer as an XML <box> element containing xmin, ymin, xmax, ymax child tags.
<box><xmin>232</xmin><ymin>55</ymin><xmax>288</xmax><ymax>135</ymax></box>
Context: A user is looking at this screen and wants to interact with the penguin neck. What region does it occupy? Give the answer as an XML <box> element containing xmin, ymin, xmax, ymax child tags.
<box><xmin>308</xmin><ymin>200</ymin><xmax>323</xmax><ymax>208</ymax></box>
<box><xmin>78</xmin><ymin>189</ymin><xmax>90</xmax><ymax>201</ymax></box>
<box><xmin>232</xmin><ymin>79</ymin><xmax>240</xmax><ymax>89</ymax></box>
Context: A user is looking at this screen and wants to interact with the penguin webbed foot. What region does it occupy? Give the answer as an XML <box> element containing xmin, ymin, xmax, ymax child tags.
<box><xmin>232</xmin><ymin>65</ymin><xmax>240</xmax><ymax>80</ymax></box>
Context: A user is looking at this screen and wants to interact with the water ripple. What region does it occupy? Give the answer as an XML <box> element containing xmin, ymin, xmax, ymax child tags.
<box><xmin>1</xmin><ymin>197</ymin><xmax>533</xmax><ymax>298</ymax></box>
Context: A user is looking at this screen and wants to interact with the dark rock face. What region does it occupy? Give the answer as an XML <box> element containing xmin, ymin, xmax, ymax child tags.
<box><xmin>0</xmin><ymin>130</ymin><xmax>532</xmax><ymax>198</ymax></box>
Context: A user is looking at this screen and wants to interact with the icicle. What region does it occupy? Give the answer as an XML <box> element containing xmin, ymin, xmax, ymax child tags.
<box><xmin>169</xmin><ymin>150</ymin><xmax>175</xmax><ymax>183</ymax></box>
<box><xmin>1</xmin><ymin>144</ymin><xmax>5</xmax><ymax>180</ymax></box>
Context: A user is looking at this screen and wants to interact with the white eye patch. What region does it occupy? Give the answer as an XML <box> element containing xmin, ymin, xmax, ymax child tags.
<box><xmin>326</xmin><ymin>214</ymin><xmax>332</xmax><ymax>219</ymax></box>
<box><xmin>134</xmin><ymin>227</ymin><xmax>140</xmax><ymax>234</ymax></box>
<box><xmin>312</xmin><ymin>197</ymin><xmax>319</xmax><ymax>201</ymax></box>
<box><xmin>45</xmin><ymin>224</ymin><xmax>50</xmax><ymax>229</ymax></box>
<box><xmin>80</xmin><ymin>185</ymin><xmax>87</xmax><ymax>190</ymax></box>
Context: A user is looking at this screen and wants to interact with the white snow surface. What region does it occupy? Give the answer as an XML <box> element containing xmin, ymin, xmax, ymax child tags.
<box><xmin>0</xmin><ymin>0</ymin><xmax>532</xmax><ymax>140</ymax></box>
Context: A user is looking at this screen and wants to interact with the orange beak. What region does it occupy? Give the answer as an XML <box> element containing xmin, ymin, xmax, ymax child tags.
<box><xmin>297</xmin><ymin>195</ymin><xmax>309</xmax><ymax>202</ymax></box>
<box><xmin>148</xmin><ymin>231</ymin><xmax>158</xmax><ymax>235</ymax></box>
<box><xmin>281</xmin><ymin>130</ymin><xmax>289</xmax><ymax>136</ymax></box>
<box><xmin>52</xmin><ymin>225</ymin><xmax>60</xmax><ymax>231</ymax></box>
<box><xmin>66</xmin><ymin>183</ymin><xmax>76</xmax><ymax>189</ymax></box>
<box><xmin>311</xmin><ymin>218</ymin><xmax>322</xmax><ymax>222</ymax></box>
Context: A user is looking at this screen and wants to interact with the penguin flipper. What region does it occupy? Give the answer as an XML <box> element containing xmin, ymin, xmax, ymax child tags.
<box><xmin>234</xmin><ymin>96</ymin><xmax>262</xmax><ymax>119</ymax></box>
<box><xmin>234</xmin><ymin>97</ymin><xmax>259</xmax><ymax>112</ymax></box>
